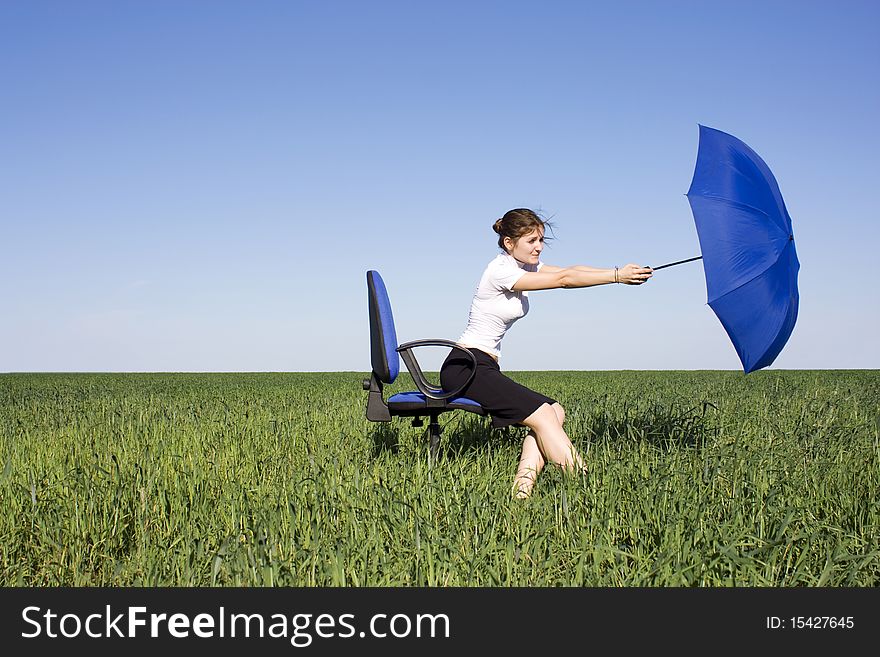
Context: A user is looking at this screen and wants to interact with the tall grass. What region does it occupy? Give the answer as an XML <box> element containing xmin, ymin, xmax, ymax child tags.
<box><xmin>1</xmin><ymin>370</ymin><xmax>877</xmax><ymax>586</ymax></box>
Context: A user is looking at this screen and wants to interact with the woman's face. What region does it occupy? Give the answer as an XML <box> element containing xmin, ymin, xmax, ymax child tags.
<box><xmin>506</xmin><ymin>227</ymin><xmax>544</xmax><ymax>265</ymax></box>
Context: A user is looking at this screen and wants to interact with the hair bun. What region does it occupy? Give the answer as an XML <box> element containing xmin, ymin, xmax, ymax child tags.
<box><xmin>492</xmin><ymin>218</ymin><xmax>504</xmax><ymax>233</ymax></box>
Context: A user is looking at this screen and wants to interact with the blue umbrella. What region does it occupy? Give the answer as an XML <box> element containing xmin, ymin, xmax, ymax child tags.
<box><xmin>654</xmin><ymin>125</ymin><xmax>800</xmax><ymax>373</ymax></box>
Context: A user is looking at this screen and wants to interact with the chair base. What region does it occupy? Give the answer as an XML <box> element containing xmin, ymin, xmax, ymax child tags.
<box><xmin>364</xmin><ymin>372</ymin><xmax>486</xmax><ymax>456</ymax></box>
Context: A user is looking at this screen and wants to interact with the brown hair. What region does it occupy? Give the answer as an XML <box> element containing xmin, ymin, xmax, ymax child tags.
<box><xmin>492</xmin><ymin>208</ymin><xmax>553</xmax><ymax>252</ymax></box>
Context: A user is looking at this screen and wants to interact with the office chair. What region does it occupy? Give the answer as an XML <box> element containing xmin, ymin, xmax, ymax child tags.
<box><xmin>363</xmin><ymin>270</ymin><xmax>485</xmax><ymax>454</ymax></box>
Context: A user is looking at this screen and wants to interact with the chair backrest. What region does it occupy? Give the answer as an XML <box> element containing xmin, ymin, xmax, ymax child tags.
<box><xmin>366</xmin><ymin>270</ymin><xmax>399</xmax><ymax>384</ymax></box>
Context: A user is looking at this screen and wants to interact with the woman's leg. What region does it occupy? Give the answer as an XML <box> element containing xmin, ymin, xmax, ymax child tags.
<box><xmin>512</xmin><ymin>432</ymin><xmax>544</xmax><ymax>498</ymax></box>
<box><xmin>512</xmin><ymin>403</ymin><xmax>573</xmax><ymax>498</ymax></box>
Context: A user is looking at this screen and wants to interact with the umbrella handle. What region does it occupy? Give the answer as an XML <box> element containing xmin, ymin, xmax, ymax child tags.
<box><xmin>649</xmin><ymin>256</ymin><xmax>702</xmax><ymax>271</ymax></box>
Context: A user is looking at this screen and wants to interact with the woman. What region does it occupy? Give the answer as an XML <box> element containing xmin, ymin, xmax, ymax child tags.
<box><xmin>440</xmin><ymin>208</ymin><xmax>652</xmax><ymax>498</ymax></box>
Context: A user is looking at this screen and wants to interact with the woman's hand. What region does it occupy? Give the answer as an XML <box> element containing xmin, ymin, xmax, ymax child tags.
<box><xmin>618</xmin><ymin>264</ymin><xmax>653</xmax><ymax>285</ymax></box>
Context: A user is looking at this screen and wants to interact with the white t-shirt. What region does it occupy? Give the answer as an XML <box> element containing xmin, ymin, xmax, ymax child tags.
<box><xmin>457</xmin><ymin>253</ymin><xmax>542</xmax><ymax>359</ymax></box>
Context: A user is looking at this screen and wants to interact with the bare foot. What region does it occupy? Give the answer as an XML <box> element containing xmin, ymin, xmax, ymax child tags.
<box><xmin>511</xmin><ymin>476</ymin><xmax>535</xmax><ymax>499</ymax></box>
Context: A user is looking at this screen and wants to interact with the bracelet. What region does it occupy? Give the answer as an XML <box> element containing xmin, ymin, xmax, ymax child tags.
<box><xmin>614</xmin><ymin>266</ymin><xmax>619</xmax><ymax>283</ymax></box>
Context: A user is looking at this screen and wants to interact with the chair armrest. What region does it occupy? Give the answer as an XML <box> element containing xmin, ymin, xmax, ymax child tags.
<box><xmin>396</xmin><ymin>340</ymin><xmax>478</xmax><ymax>400</ymax></box>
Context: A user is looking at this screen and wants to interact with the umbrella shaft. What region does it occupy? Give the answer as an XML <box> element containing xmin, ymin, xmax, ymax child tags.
<box><xmin>651</xmin><ymin>256</ymin><xmax>703</xmax><ymax>271</ymax></box>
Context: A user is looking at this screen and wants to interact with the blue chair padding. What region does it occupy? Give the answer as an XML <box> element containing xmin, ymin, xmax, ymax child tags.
<box><xmin>388</xmin><ymin>392</ymin><xmax>482</xmax><ymax>407</ymax></box>
<box><xmin>367</xmin><ymin>271</ymin><xmax>399</xmax><ymax>383</ymax></box>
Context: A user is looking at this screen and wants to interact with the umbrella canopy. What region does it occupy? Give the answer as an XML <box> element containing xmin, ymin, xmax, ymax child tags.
<box><xmin>686</xmin><ymin>125</ymin><xmax>800</xmax><ymax>373</ymax></box>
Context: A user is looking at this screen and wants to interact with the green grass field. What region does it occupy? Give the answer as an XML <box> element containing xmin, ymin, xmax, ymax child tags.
<box><xmin>1</xmin><ymin>370</ymin><xmax>877</xmax><ymax>586</ymax></box>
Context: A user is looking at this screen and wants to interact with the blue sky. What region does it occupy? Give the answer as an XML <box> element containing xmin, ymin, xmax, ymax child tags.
<box><xmin>2</xmin><ymin>0</ymin><xmax>878</xmax><ymax>372</ymax></box>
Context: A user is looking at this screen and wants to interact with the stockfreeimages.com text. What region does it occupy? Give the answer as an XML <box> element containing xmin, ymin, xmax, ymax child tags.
<box><xmin>21</xmin><ymin>605</ymin><xmax>450</xmax><ymax>646</ymax></box>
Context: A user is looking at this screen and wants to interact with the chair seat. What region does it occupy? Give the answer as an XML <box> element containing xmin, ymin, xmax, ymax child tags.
<box><xmin>388</xmin><ymin>391</ymin><xmax>485</xmax><ymax>415</ymax></box>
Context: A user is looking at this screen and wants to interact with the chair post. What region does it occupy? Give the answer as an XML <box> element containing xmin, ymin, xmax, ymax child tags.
<box><xmin>427</xmin><ymin>413</ymin><xmax>441</xmax><ymax>457</ymax></box>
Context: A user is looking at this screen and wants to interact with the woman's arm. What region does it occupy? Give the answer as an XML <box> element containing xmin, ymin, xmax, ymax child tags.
<box><xmin>539</xmin><ymin>264</ymin><xmax>606</xmax><ymax>274</ymax></box>
<box><xmin>513</xmin><ymin>263</ymin><xmax>652</xmax><ymax>291</ymax></box>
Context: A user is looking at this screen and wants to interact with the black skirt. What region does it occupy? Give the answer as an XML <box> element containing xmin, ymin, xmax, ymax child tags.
<box><xmin>440</xmin><ymin>347</ymin><xmax>556</xmax><ymax>429</ymax></box>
